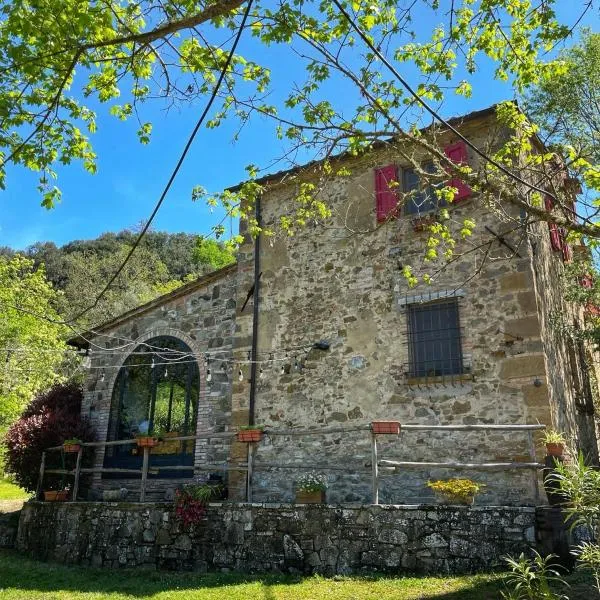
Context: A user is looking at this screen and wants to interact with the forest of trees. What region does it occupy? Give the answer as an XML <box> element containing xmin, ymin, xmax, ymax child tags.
<box><xmin>0</xmin><ymin>230</ymin><xmax>235</xmax><ymax>328</ymax></box>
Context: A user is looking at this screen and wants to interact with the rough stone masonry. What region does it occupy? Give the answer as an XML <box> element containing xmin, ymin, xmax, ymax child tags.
<box><xmin>16</xmin><ymin>501</ymin><xmax>536</xmax><ymax>574</ymax></box>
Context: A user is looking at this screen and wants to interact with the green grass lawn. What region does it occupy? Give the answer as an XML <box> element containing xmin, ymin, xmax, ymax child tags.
<box><xmin>0</xmin><ymin>479</ymin><xmax>28</xmax><ymax>501</ymax></box>
<box><xmin>0</xmin><ymin>549</ymin><xmax>597</xmax><ymax>600</ymax></box>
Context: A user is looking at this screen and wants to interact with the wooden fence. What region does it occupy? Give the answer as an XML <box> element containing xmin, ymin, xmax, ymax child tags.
<box><xmin>38</xmin><ymin>423</ymin><xmax>546</xmax><ymax>504</ymax></box>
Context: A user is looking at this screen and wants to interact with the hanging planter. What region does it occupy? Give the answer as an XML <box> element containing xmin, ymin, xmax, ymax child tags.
<box><xmin>371</xmin><ymin>421</ymin><xmax>401</xmax><ymax>435</ymax></box>
<box><xmin>136</xmin><ymin>435</ymin><xmax>159</xmax><ymax>448</ymax></box>
<box><xmin>62</xmin><ymin>439</ymin><xmax>82</xmax><ymax>453</ymax></box>
<box><xmin>236</xmin><ymin>426</ymin><xmax>264</xmax><ymax>443</ymax></box>
<box><xmin>542</xmin><ymin>430</ymin><xmax>566</xmax><ymax>458</ymax></box>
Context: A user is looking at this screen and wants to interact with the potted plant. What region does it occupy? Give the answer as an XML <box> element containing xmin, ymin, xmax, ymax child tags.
<box><xmin>371</xmin><ymin>421</ymin><xmax>401</xmax><ymax>435</ymax></box>
<box><xmin>62</xmin><ymin>438</ymin><xmax>82</xmax><ymax>453</ymax></box>
<box><xmin>427</xmin><ymin>478</ymin><xmax>484</xmax><ymax>505</ymax></box>
<box><xmin>542</xmin><ymin>430</ymin><xmax>566</xmax><ymax>457</ymax></box>
<box><xmin>237</xmin><ymin>425</ymin><xmax>264</xmax><ymax>443</ymax></box>
<box><xmin>295</xmin><ymin>472</ymin><xmax>327</xmax><ymax>504</ymax></box>
<box><xmin>174</xmin><ymin>483</ymin><xmax>223</xmax><ymax>528</ymax></box>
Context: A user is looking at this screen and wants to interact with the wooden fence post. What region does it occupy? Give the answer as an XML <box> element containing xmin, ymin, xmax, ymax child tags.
<box><xmin>36</xmin><ymin>451</ymin><xmax>46</xmax><ymax>500</ymax></box>
<box><xmin>527</xmin><ymin>430</ymin><xmax>540</xmax><ymax>504</ymax></box>
<box><xmin>246</xmin><ymin>443</ymin><xmax>254</xmax><ymax>503</ymax></box>
<box><xmin>72</xmin><ymin>447</ymin><xmax>83</xmax><ymax>502</ymax></box>
<box><xmin>140</xmin><ymin>446</ymin><xmax>150</xmax><ymax>502</ymax></box>
<box><xmin>371</xmin><ymin>432</ymin><xmax>379</xmax><ymax>505</ymax></box>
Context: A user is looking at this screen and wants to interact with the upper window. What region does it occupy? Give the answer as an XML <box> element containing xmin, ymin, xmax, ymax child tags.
<box><xmin>407</xmin><ymin>299</ymin><xmax>463</xmax><ymax>378</ymax></box>
<box><xmin>403</xmin><ymin>162</ymin><xmax>446</xmax><ymax>216</ymax></box>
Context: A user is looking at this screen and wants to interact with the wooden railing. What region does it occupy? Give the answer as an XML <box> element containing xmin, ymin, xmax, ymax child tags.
<box><xmin>37</xmin><ymin>423</ymin><xmax>546</xmax><ymax>504</ymax></box>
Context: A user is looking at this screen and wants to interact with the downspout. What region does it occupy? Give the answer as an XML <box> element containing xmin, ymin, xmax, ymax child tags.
<box><xmin>249</xmin><ymin>195</ymin><xmax>261</xmax><ymax>425</ymax></box>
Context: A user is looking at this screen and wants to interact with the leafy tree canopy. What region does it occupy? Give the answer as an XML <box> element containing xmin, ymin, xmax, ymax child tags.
<box><xmin>0</xmin><ymin>1</ymin><xmax>598</xmax><ymax>284</ymax></box>
<box><xmin>0</xmin><ymin>255</ymin><xmax>72</xmax><ymax>432</ymax></box>
<box><xmin>526</xmin><ymin>30</ymin><xmax>600</xmax><ymax>165</ymax></box>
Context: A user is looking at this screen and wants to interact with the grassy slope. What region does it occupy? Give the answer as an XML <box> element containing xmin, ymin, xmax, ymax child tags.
<box><xmin>0</xmin><ymin>549</ymin><xmax>509</xmax><ymax>599</ymax></box>
<box><xmin>0</xmin><ymin>549</ymin><xmax>597</xmax><ymax>599</ymax></box>
<box><xmin>0</xmin><ymin>480</ymin><xmax>28</xmax><ymax>501</ymax></box>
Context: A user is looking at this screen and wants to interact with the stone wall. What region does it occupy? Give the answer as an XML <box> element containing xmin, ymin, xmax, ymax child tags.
<box><xmin>0</xmin><ymin>508</ymin><xmax>20</xmax><ymax>548</ymax></box>
<box><xmin>528</xmin><ymin>216</ymin><xmax>599</xmax><ymax>463</ymax></box>
<box><xmin>229</xmin><ymin>113</ymin><xmax>552</xmax><ymax>504</ymax></box>
<box><xmin>16</xmin><ymin>501</ymin><xmax>536</xmax><ymax>574</ymax></box>
<box><xmin>81</xmin><ymin>265</ymin><xmax>237</xmax><ymax>500</ymax></box>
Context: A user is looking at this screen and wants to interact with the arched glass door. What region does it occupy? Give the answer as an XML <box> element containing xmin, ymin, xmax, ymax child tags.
<box><xmin>103</xmin><ymin>336</ymin><xmax>199</xmax><ymax>478</ymax></box>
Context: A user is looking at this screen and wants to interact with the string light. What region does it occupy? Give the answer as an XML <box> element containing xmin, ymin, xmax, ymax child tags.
<box><xmin>100</xmin><ymin>370</ymin><xmax>105</xmax><ymax>383</ymax></box>
<box><xmin>259</xmin><ymin>366</ymin><xmax>264</xmax><ymax>379</ymax></box>
<box><xmin>280</xmin><ymin>364</ymin><xmax>286</xmax><ymax>375</ymax></box>
<box><xmin>206</xmin><ymin>368</ymin><xmax>212</xmax><ymax>383</ymax></box>
<box><xmin>238</xmin><ymin>368</ymin><xmax>244</xmax><ymax>382</ymax></box>
<box><xmin>164</xmin><ymin>367</ymin><xmax>168</xmax><ymax>378</ymax></box>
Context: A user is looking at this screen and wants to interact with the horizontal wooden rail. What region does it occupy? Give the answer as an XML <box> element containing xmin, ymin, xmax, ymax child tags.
<box><xmin>38</xmin><ymin>421</ymin><xmax>547</xmax><ymax>505</ymax></box>
<box><xmin>378</xmin><ymin>460</ymin><xmax>543</xmax><ymax>470</ymax></box>
<box><xmin>399</xmin><ymin>424</ymin><xmax>546</xmax><ymax>432</ymax></box>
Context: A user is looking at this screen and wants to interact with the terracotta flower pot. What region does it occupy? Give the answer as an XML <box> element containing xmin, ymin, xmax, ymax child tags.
<box><xmin>63</xmin><ymin>443</ymin><xmax>81</xmax><ymax>453</ymax></box>
<box><xmin>237</xmin><ymin>429</ymin><xmax>263</xmax><ymax>443</ymax></box>
<box><xmin>44</xmin><ymin>490</ymin><xmax>69</xmax><ymax>502</ymax></box>
<box><xmin>295</xmin><ymin>490</ymin><xmax>326</xmax><ymax>504</ymax></box>
<box><xmin>371</xmin><ymin>421</ymin><xmax>401</xmax><ymax>435</ymax></box>
<box><xmin>546</xmin><ymin>442</ymin><xmax>565</xmax><ymax>457</ymax></box>
<box><xmin>136</xmin><ymin>436</ymin><xmax>158</xmax><ymax>448</ymax></box>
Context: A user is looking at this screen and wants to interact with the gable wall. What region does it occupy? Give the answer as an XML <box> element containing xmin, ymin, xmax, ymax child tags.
<box><xmin>230</xmin><ymin>114</ymin><xmax>553</xmax><ymax>504</ymax></box>
<box><xmin>81</xmin><ymin>268</ymin><xmax>237</xmax><ymax>500</ymax></box>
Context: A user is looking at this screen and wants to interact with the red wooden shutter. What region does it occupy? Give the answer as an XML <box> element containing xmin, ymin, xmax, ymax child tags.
<box><xmin>560</xmin><ymin>229</ymin><xmax>572</xmax><ymax>262</ymax></box>
<box><xmin>444</xmin><ymin>141</ymin><xmax>471</xmax><ymax>202</ymax></box>
<box><xmin>375</xmin><ymin>164</ymin><xmax>399</xmax><ymax>222</ymax></box>
<box><xmin>544</xmin><ymin>195</ymin><xmax>563</xmax><ymax>251</ymax></box>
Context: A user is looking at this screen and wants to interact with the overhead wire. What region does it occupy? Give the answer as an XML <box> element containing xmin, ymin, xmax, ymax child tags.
<box><xmin>68</xmin><ymin>0</ymin><xmax>255</xmax><ymax>324</ymax></box>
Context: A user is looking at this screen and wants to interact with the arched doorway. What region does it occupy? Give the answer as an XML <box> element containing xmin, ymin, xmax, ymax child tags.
<box><xmin>103</xmin><ymin>336</ymin><xmax>199</xmax><ymax>478</ymax></box>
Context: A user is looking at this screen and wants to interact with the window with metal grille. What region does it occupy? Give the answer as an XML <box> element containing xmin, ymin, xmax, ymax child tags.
<box><xmin>407</xmin><ymin>299</ymin><xmax>463</xmax><ymax>377</ymax></box>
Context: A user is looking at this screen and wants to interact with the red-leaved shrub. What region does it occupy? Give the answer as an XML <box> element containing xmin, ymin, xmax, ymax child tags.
<box><xmin>4</xmin><ymin>382</ymin><xmax>95</xmax><ymax>492</ymax></box>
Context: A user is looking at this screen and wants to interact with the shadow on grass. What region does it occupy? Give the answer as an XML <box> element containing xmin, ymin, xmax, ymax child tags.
<box><xmin>0</xmin><ymin>549</ymin><xmax>597</xmax><ymax>599</ymax></box>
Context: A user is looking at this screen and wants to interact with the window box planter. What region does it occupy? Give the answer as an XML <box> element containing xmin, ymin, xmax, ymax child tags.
<box><xmin>295</xmin><ymin>490</ymin><xmax>326</xmax><ymax>504</ymax></box>
<box><xmin>136</xmin><ymin>436</ymin><xmax>159</xmax><ymax>448</ymax></box>
<box><xmin>434</xmin><ymin>492</ymin><xmax>474</xmax><ymax>506</ymax></box>
<box><xmin>44</xmin><ymin>490</ymin><xmax>69</xmax><ymax>502</ymax></box>
<box><xmin>237</xmin><ymin>428</ymin><xmax>263</xmax><ymax>443</ymax></box>
<box><xmin>411</xmin><ymin>214</ymin><xmax>437</xmax><ymax>232</ymax></box>
<box><xmin>371</xmin><ymin>421</ymin><xmax>401</xmax><ymax>435</ymax></box>
<box><xmin>63</xmin><ymin>440</ymin><xmax>82</xmax><ymax>453</ymax></box>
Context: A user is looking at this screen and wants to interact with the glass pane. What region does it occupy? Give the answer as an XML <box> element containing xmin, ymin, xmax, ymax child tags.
<box><xmin>403</xmin><ymin>164</ymin><xmax>446</xmax><ymax>215</ymax></box>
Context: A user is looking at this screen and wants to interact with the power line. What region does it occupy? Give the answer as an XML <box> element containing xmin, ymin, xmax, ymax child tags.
<box><xmin>329</xmin><ymin>0</ymin><xmax>561</xmax><ymax>204</ymax></box>
<box><xmin>69</xmin><ymin>0</ymin><xmax>255</xmax><ymax>324</ymax></box>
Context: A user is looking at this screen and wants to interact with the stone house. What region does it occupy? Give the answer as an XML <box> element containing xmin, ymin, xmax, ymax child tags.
<box><xmin>73</xmin><ymin>105</ymin><xmax>599</xmax><ymax>506</ymax></box>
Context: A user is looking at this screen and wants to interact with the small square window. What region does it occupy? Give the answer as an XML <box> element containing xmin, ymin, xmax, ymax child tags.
<box><xmin>407</xmin><ymin>299</ymin><xmax>463</xmax><ymax>377</ymax></box>
<box><xmin>403</xmin><ymin>163</ymin><xmax>446</xmax><ymax>216</ymax></box>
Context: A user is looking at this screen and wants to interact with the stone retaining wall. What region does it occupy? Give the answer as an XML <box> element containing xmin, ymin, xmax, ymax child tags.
<box><xmin>16</xmin><ymin>501</ymin><xmax>536</xmax><ymax>574</ymax></box>
<box><xmin>0</xmin><ymin>509</ymin><xmax>20</xmax><ymax>548</ymax></box>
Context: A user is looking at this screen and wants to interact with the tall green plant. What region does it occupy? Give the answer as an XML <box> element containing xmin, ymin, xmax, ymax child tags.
<box><xmin>553</xmin><ymin>451</ymin><xmax>600</xmax><ymax>596</ymax></box>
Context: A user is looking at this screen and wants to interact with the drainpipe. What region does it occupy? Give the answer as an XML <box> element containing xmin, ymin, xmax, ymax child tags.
<box><xmin>248</xmin><ymin>195</ymin><xmax>261</xmax><ymax>426</ymax></box>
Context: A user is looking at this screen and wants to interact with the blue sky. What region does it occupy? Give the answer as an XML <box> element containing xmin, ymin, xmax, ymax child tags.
<box><xmin>0</xmin><ymin>3</ymin><xmax>598</xmax><ymax>250</ymax></box>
